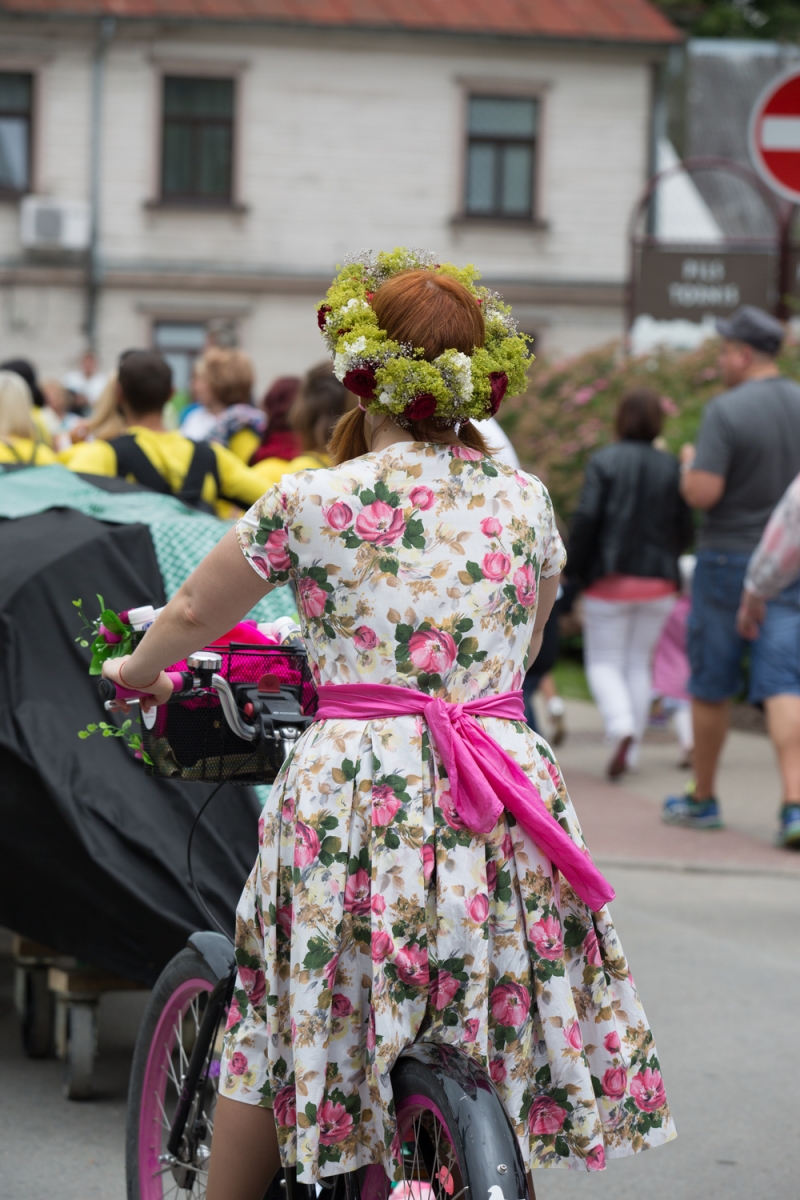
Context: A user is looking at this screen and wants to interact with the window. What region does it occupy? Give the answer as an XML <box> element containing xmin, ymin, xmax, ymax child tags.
<box><xmin>465</xmin><ymin>96</ymin><xmax>538</xmax><ymax>219</ymax></box>
<box><xmin>153</xmin><ymin>321</ymin><xmax>208</xmax><ymax>394</ymax></box>
<box><xmin>161</xmin><ymin>76</ymin><xmax>234</xmax><ymax>203</ymax></box>
<box><xmin>0</xmin><ymin>72</ymin><xmax>32</xmax><ymax>195</ymax></box>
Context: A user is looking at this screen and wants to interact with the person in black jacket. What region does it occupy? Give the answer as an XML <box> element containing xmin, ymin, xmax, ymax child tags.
<box><xmin>569</xmin><ymin>388</ymin><xmax>694</xmax><ymax>778</ymax></box>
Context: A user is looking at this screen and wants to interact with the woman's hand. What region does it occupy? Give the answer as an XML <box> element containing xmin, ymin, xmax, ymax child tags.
<box><xmin>736</xmin><ymin>589</ymin><xmax>766</xmax><ymax>640</ymax></box>
<box><xmin>102</xmin><ymin>655</ymin><xmax>175</xmax><ymax>713</ymax></box>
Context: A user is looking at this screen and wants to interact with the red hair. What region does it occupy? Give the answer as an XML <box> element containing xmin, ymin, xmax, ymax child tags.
<box><xmin>329</xmin><ymin>270</ymin><xmax>491</xmax><ymax>464</ymax></box>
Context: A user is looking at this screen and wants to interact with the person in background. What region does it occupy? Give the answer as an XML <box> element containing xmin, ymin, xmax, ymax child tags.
<box><xmin>62</xmin><ymin>349</ymin><xmax>107</xmax><ymax>409</ymax></box>
<box><xmin>39</xmin><ymin>377</ymin><xmax>78</xmax><ymax>451</ymax></box>
<box><xmin>58</xmin><ymin>373</ymin><xmax>127</xmax><ymax>459</ymax></box>
<box><xmin>664</xmin><ymin>306</ymin><xmax>800</xmax><ymax>839</ymax></box>
<box><xmin>65</xmin><ymin>351</ymin><xmax>266</xmax><ymax>516</ymax></box>
<box><xmin>569</xmin><ymin>387</ymin><xmax>693</xmax><ymax>779</ymax></box>
<box><xmin>251</xmin><ymin>376</ymin><xmax>302</xmax><ymax>465</ymax></box>
<box><xmin>182</xmin><ymin>347</ymin><xmax>265</xmax><ymax>463</ymax></box>
<box><xmin>251</xmin><ymin>362</ymin><xmax>347</xmax><ymax>487</ymax></box>
<box><xmin>0</xmin><ymin>370</ymin><xmax>57</xmax><ymax>466</ymax></box>
<box><xmin>1</xmin><ymin>357</ymin><xmax>53</xmax><ymax>448</ymax></box>
<box><xmin>522</xmin><ymin>586</ymin><xmax>567</xmax><ymax>745</ymax></box>
<box><xmin>652</xmin><ymin>555</ymin><xmax>696</xmax><ymax>770</ymax></box>
<box><xmin>735</xmin><ymin>470</ymin><xmax>800</xmax><ymax>848</ymax></box>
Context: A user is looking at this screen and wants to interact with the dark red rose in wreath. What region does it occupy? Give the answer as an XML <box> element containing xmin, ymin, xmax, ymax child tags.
<box><xmin>317</xmin><ymin>304</ymin><xmax>331</xmax><ymax>331</ymax></box>
<box><xmin>405</xmin><ymin>393</ymin><xmax>437</xmax><ymax>421</ymax></box>
<box><xmin>488</xmin><ymin>371</ymin><xmax>508</xmax><ymax>416</ymax></box>
<box><xmin>343</xmin><ymin>366</ymin><xmax>378</xmax><ymax>399</ymax></box>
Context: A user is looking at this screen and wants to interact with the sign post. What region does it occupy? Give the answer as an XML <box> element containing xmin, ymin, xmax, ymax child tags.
<box><xmin>749</xmin><ymin>68</ymin><xmax>800</xmax><ymax>315</ymax></box>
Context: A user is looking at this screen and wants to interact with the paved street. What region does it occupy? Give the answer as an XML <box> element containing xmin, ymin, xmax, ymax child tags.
<box><xmin>1</xmin><ymin>701</ymin><xmax>797</xmax><ymax>1199</ymax></box>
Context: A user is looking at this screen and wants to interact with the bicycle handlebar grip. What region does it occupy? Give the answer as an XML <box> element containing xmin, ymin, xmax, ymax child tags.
<box><xmin>98</xmin><ymin>670</ymin><xmax>191</xmax><ymax>703</ymax></box>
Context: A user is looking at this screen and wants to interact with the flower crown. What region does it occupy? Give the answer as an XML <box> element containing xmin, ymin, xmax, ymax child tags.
<box><xmin>317</xmin><ymin>248</ymin><xmax>533</xmax><ymax>425</ymax></box>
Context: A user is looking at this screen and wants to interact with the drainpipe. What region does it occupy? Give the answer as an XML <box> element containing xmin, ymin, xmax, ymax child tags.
<box><xmin>646</xmin><ymin>57</ymin><xmax>669</xmax><ymax>238</ymax></box>
<box><xmin>85</xmin><ymin>16</ymin><xmax>116</xmax><ymax>352</ymax></box>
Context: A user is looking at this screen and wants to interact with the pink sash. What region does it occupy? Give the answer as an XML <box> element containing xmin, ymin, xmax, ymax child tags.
<box><xmin>315</xmin><ymin>683</ymin><xmax>614</xmax><ymax>912</ymax></box>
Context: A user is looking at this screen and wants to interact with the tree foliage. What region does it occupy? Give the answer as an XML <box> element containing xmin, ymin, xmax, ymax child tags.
<box><xmin>654</xmin><ymin>0</ymin><xmax>800</xmax><ymax>40</ymax></box>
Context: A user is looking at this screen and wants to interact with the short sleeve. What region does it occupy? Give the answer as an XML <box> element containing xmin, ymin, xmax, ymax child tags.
<box><xmin>693</xmin><ymin>400</ymin><xmax>732</xmax><ymax>478</ymax></box>
<box><xmin>539</xmin><ymin>484</ymin><xmax>567</xmax><ymax>579</ymax></box>
<box><xmin>236</xmin><ymin>481</ymin><xmax>296</xmax><ymax>586</ymax></box>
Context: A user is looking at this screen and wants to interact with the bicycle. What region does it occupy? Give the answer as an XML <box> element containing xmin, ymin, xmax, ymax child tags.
<box><xmin>100</xmin><ymin>643</ymin><xmax>529</xmax><ymax>1200</ymax></box>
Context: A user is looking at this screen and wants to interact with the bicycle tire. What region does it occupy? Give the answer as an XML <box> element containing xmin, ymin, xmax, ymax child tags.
<box><xmin>125</xmin><ymin>946</ymin><xmax>223</xmax><ymax>1200</ymax></box>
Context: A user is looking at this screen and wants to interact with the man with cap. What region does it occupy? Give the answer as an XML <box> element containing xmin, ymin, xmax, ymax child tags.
<box><xmin>664</xmin><ymin>305</ymin><xmax>800</xmax><ymax>848</ymax></box>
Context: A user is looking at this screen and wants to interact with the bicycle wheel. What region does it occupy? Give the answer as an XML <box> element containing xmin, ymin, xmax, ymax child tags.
<box><xmin>126</xmin><ymin>947</ymin><xmax>225</xmax><ymax>1200</ymax></box>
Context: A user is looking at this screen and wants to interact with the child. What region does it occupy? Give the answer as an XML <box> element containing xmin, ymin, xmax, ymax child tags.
<box><xmin>653</xmin><ymin>555</ymin><xmax>695</xmax><ymax>768</ymax></box>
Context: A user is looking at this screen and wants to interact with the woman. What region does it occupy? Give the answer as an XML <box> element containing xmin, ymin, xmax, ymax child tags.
<box><xmin>251</xmin><ymin>374</ymin><xmax>303</xmax><ymax>464</ymax></box>
<box><xmin>182</xmin><ymin>347</ymin><xmax>265</xmax><ymax>461</ymax></box>
<box><xmin>569</xmin><ymin>388</ymin><xmax>693</xmax><ymax>778</ymax></box>
<box><xmin>251</xmin><ymin>362</ymin><xmax>347</xmax><ymax>486</ymax></box>
<box><xmin>0</xmin><ymin>370</ymin><xmax>57</xmax><ymax>466</ymax></box>
<box><xmin>59</xmin><ymin>372</ymin><xmax>126</xmax><ymax>456</ymax></box>
<box><xmin>104</xmin><ymin>253</ymin><xmax>674</xmax><ymax>1198</ymax></box>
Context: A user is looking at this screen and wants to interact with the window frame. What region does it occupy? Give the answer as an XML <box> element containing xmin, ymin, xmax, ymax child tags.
<box><xmin>454</xmin><ymin>79</ymin><xmax>549</xmax><ymax>229</ymax></box>
<box><xmin>0</xmin><ymin>67</ymin><xmax>35</xmax><ymax>200</ymax></box>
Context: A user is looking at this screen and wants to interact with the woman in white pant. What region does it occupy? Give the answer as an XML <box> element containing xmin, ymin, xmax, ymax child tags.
<box><xmin>569</xmin><ymin>389</ymin><xmax>694</xmax><ymax>778</ymax></box>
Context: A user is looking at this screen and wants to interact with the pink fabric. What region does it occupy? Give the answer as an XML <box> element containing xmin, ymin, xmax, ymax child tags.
<box><xmin>315</xmin><ymin>682</ymin><xmax>615</xmax><ymax>912</ymax></box>
<box><xmin>652</xmin><ymin>595</ymin><xmax>690</xmax><ymax>702</ymax></box>
<box><xmin>585</xmin><ymin>574</ymin><xmax>677</xmax><ymax>602</ymax></box>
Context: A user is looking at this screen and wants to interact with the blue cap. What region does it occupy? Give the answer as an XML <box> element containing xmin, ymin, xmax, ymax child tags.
<box><xmin>715</xmin><ymin>305</ymin><xmax>784</xmax><ymax>356</ymax></box>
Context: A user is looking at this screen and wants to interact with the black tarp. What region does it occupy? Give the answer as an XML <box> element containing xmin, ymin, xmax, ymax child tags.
<box><xmin>0</xmin><ymin>505</ymin><xmax>260</xmax><ymax>986</ymax></box>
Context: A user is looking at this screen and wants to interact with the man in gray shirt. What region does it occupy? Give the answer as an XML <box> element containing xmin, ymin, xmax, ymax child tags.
<box><xmin>664</xmin><ymin>306</ymin><xmax>800</xmax><ymax>848</ymax></box>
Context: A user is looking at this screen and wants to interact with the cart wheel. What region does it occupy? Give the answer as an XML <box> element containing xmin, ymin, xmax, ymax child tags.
<box><xmin>18</xmin><ymin>966</ymin><xmax>56</xmax><ymax>1059</ymax></box>
<box><xmin>64</xmin><ymin>1003</ymin><xmax>97</xmax><ymax>1100</ymax></box>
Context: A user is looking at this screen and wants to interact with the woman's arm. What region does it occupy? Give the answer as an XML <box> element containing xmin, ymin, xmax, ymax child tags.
<box><xmin>737</xmin><ymin>473</ymin><xmax>800</xmax><ymax>638</ymax></box>
<box><xmin>526</xmin><ymin>573</ymin><xmax>560</xmax><ymax>667</ymax></box>
<box><xmin>102</xmin><ymin>527</ymin><xmax>273</xmax><ymax>700</ymax></box>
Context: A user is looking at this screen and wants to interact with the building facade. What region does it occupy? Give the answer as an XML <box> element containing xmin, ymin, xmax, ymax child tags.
<box><xmin>0</xmin><ymin>1</ymin><xmax>679</xmax><ymax>389</ymax></box>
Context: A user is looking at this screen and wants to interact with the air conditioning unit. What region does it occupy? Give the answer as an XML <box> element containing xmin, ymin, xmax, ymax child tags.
<box><xmin>19</xmin><ymin>196</ymin><xmax>91</xmax><ymax>251</ymax></box>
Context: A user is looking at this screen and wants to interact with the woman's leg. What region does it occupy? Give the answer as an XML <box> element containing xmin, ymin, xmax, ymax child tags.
<box><xmin>625</xmin><ymin>597</ymin><xmax>675</xmax><ymax>750</ymax></box>
<box><xmin>206</xmin><ymin>1096</ymin><xmax>281</xmax><ymax>1200</ymax></box>
<box><xmin>583</xmin><ymin>598</ymin><xmax>635</xmax><ymax>741</ymax></box>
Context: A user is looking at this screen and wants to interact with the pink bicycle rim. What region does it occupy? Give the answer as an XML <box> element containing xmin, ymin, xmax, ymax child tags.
<box><xmin>138</xmin><ymin>977</ymin><xmax>214</xmax><ymax>1200</ymax></box>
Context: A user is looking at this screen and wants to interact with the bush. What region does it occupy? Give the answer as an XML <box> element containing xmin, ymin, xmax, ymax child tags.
<box><xmin>499</xmin><ymin>335</ymin><xmax>800</xmax><ymax>521</ymax></box>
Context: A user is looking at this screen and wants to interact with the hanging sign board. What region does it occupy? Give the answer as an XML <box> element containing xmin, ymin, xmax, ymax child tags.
<box><xmin>749</xmin><ymin>67</ymin><xmax>800</xmax><ymax>204</ymax></box>
<box><xmin>634</xmin><ymin>245</ymin><xmax>777</xmax><ymax>323</ymax></box>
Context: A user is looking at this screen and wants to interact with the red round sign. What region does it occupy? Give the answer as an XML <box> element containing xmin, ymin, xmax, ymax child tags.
<box><xmin>750</xmin><ymin>67</ymin><xmax>800</xmax><ymax>203</ymax></box>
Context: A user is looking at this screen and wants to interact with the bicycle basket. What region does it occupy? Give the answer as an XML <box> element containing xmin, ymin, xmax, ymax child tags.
<box><xmin>141</xmin><ymin>644</ymin><xmax>317</xmax><ymax>785</ymax></box>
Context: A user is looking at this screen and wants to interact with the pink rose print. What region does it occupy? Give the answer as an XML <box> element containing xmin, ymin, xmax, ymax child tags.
<box><xmin>431</xmin><ymin>970</ymin><xmax>460</xmax><ymax>1010</ymax></box>
<box><xmin>466</xmin><ymin>894</ymin><xmax>489</xmax><ymax>923</ymax></box>
<box><xmin>281</xmin><ymin>794</ymin><xmax>294</xmax><ymax>821</ymax></box>
<box><xmin>371</xmin><ymin>931</ymin><xmax>394</xmax><ymax>962</ymax></box>
<box><xmin>463</xmin><ymin>1018</ymin><xmax>480</xmax><ymax>1043</ymax></box>
<box><xmin>394</xmin><ymin>944</ymin><xmax>430</xmax><ymax>987</ymax></box>
<box><xmin>225</xmin><ymin>996</ymin><xmax>241</xmax><ymax>1030</ymax></box>
<box><xmin>257</xmin><ymin>816</ymin><xmax>265</xmax><ymax>844</ymax></box>
<box><xmin>602</xmin><ymin>1066</ymin><xmax>628</xmax><ymax>1100</ymax></box>
<box><xmin>264</xmin><ymin>528</ymin><xmax>290</xmax><ymax>571</ymax></box>
<box><xmin>486</xmin><ymin>860</ymin><xmax>497</xmax><ymax>892</ymax></box>
<box><xmin>584</xmin><ymin>928</ymin><xmax>602</xmax><ymax>967</ymax></box>
<box><xmin>489</xmin><ymin>1058</ymin><xmax>506</xmax><ymax>1084</ymax></box>
<box><xmin>544</xmin><ymin>757</ymin><xmax>561</xmax><ymax>790</ymax></box>
<box><xmin>344</xmin><ymin>868</ymin><xmax>371</xmax><ymax>916</ymax></box>
<box><xmin>353</xmin><ymin>625</ymin><xmax>379</xmax><ymax>651</ymax></box>
<box><xmin>530</xmin><ymin>916</ymin><xmax>564</xmax><ymax>961</ymax></box>
<box><xmin>528</xmin><ymin>1096</ymin><xmax>567</xmax><ymax>1135</ymax></box>
<box><xmin>318</xmin><ymin>1099</ymin><xmax>353</xmax><ymax>1146</ymax></box>
<box><xmin>480</xmin><ymin>517</ymin><xmax>503</xmax><ymax>537</ymax></box>
<box><xmin>238</xmin><ymin>966</ymin><xmax>266</xmax><ymax>1007</ymax></box>
<box><xmin>294</xmin><ymin>820</ymin><xmax>320</xmax><ymax>867</ymax></box>
<box><xmin>452</xmin><ymin>445</ymin><xmax>482</xmax><ymax>461</ymax></box>
<box><xmin>586</xmin><ymin>1145</ymin><xmax>606</xmax><ymax>1171</ymax></box>
<box><xmin>564</xmin><ymin>1021</ymin><xmax>583</xmax><ymax>1051</ymax></box>
<box><xmin>273</xmin><ymin>1084</ymin><xmax>297</xmax><ymax>1128</ymax></box>
<box><xmin>409</xmin><ymin>485</ymin><xmax>435</xmax><ymax>510</ymax></box>
<box><xmin>630</xmin><ymin>1067</ymin><xmax>666</xmax><ymax>1113</ymax></box>
<box><xmin>604</xmin><ymin>1031</ymin><xmax>621</xmax><ymax>1054</ymax></box>
<box><xmin>422</xmin><ymin>843</ymin><xmax>435</xmax><ymax>883</ymax></box>
<box><xmin>513</xmin><ymin>564</ymin><xmax>538</xmax><ymax>608</ymax></box>
<box><xmin>228</xmin><ymin>1051</ymin><xmax>249</xmax><ymax>1076</ymax></box>
<box><xmin>331</xmin><ymin>993</ymin><xmax>353</xmax><ymax>1020</ymax></box>
<box><xmin>482</xmin><ymin>552</ymin><xmax>511</xmax><ymax>582</ymax></box>
<box><xmin>408</xmin><ymin>628</ymin><xmax>457</xmax><ymax>673</ymax></box>
<box><xmin>372</xmin><ymin>784</ymin><xmax>402</xmax><ymax>826</ymax></box>
<box><xmin>324</xmin><ymin>955</ymin><xmax>339</xmax><ymax>991</ymax></box>
<box><xmin>371</xmin><ymin>893</ymin><xmax>386</xmax><ymax>915</ymax></box>
<box><xmin>366</xmin><ymin>1008</ymin><xmax>376</xmax><ymax>1051</ymax></box>
<box><xmin>490</xmin><ymin>982</ymin><xmax>530</xmax><ymax>1028</ymax></box>
<box><xmin>298</xmin><ymin>576</ymin><xmax>328</xmax><ymax>619</ymax></box>
<box><xmin>323</xmin><ymin>501</ymin><xmax>354</xmax><ymax>530</ymax></box>
<box><xmin>276</xmin><ymin>904</ymin><xmax>293</xmax><ymax>938</ymax></box>
<box><xmin>354</xmin><ymin>500</ymin><xmax>406</xmax><ymax>546</ymax></box>
<box><xmin>439</xmin><ymin>788</ymin><xmax>465</xmax><ymax>831</ymax></box>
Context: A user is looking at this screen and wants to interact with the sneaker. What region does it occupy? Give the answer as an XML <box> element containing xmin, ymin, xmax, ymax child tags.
<box><xmin>662</xmin><ymin>790</ymin><xmax>723</xmax><ymax>829</ymax></box>
<box><xmin>779</xmin><ymin>804</ymin><xmax>800</xmax><ymax>849</ymax></box>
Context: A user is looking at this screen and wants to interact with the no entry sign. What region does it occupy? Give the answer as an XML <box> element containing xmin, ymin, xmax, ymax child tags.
<box><xmin>749</xmin><ymin>68</ymin><xmax>800</xmax><ymax>203</ymax></box>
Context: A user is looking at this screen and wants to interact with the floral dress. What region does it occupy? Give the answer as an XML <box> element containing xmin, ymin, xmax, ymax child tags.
<box><xmin>220</xmin><ymin>442</ymin><xmax>675</xmax><ymax>1181</ymax></box>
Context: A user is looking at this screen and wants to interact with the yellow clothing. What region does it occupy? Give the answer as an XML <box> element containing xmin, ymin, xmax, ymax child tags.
<box><xmin>229</xmin><ymin>427</ymin><xmax>261</xmax><ymax>465</ymax></box>
<box><xmin>32</xmin><ymin>407</ymin><xmax>54</xmax><ymax>448</ymax></box>
<box><xmin>0</xmin><ymin>437</ymin><xmax>57</xmax><ymax>466</ymax></box>
<box><xmin>65</xmin><ymin>426</ymin><xmax>266</xmax><ymax>515</ymax></box>
<box><xmin>251</xmin><ymin>452</ymin><xmax>330</xmax><ymax>488</ymax></box>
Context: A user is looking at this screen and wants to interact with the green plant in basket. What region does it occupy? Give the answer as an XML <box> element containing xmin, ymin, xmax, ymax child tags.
<box><xmin>72</xmin><ymin>595</ymin><xmax>133</xmax><ymax>674</ymax></box>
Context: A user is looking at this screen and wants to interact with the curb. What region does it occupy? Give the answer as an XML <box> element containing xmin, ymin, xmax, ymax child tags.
<box><xmin>595</xmin><ymin>855</ymin><xmax>800</xmax><ymax>880</ymax></box>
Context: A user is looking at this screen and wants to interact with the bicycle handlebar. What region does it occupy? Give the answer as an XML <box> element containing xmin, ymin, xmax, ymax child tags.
<box><xmin>98</xmin><ymin>670</ymin><xmax>192</xmax><ymax>705</ymax></box>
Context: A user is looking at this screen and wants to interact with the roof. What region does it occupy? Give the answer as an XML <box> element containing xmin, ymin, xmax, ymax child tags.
<box><xmin>0</xmin><ymin>0</ymin><xmax>682</xmax><ymax>45</ymax></box>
